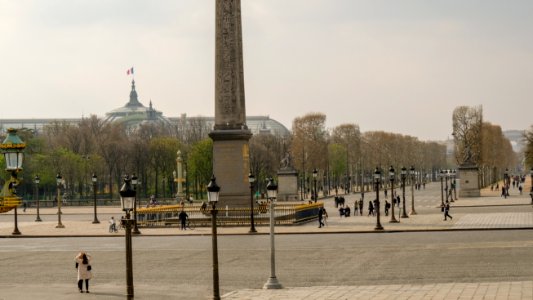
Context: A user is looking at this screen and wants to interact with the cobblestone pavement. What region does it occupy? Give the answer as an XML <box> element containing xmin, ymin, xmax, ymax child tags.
<box><xmin>1</xmin><ymin>181</ymin><xmax>533</xmax><ymax>300</ymax></box>
<box><xmin>223</xmin><ymin>281</ymin><xmax>533</xmax><ymax>300</ymax></box>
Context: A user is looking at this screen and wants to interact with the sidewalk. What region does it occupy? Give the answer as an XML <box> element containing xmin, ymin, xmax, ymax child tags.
<box><xmin>1</xmin><ymin>189</ymin><xmax>532</xmax><ymax>237</ymax></box>
<box><xmin>222</xmin><ymin>281</ymin><xmax>533</xmax><ymax>300</ymax></box>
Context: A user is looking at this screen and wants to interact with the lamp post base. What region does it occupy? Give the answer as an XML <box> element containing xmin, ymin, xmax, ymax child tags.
<box><xmin>374</xmin><ymin>224</ymin><xmax>384</xmax><ymax>230</ymax></box>
<box><xmin>56</xmin><ymin>224</ymin><xmax>65</xmax><ymax>228</ymax></box>
<box><xmin>401</xmin><ymin>213</ymin><xmax>409</xmax><ymax>218</ymax></box>
<box><xmin>92</xmin><ymin>219</ymin><xmax>100</xmax><ymax>224</ymax></box>
<box><xmin>389</xmin><ymin>219</ymin><xmax>399</xmax><ymax>223</ymax></box>
<box><xmin>12</xmin><ymin>229</ymin><xmax>21</xmax><ymax>235</ymax></box>
<box><xmin>263</xmin><ymin>277</ymin><xmax>283</xmax><ymax>289</ymax></box>
<box><xmin>409</xmin><ymin>210</ymin><xmax>417</xmax><ymax>215</ymax></box>
<box><xmin>35</xmin><ymin>217</ymin><xmax>42</xmax><ymax>222</ymax></box>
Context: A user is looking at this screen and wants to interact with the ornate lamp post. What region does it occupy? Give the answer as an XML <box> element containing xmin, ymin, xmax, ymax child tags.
<box><xmin>373</xmin><ymin>168</ymin><xmax>383</xmax><ymax>230</ymax></box>
<box><xmin>264</xmin><ymin>177</ymin><xmax>282</xmax><ymax>289</ymax></box>
<box><xmin>409</xmin><ymin>166</ymin><xmax>417</xmax><ymax>215</ymax></box>
<box><xmin>529</xmin><ymin>168</ymin><xmax>533</xmax><ymax>204</ymax></box>
<box><xmin>313</xmin><ymin>168</ymin><xmax>318</xmax><ymax>202</ymax></box>
<box><xmin>34</xmin><ymin>175</ymin><xmax>42</xmax><ymax>222</ymax></box>
<box><xmin>1</xmin><ymin>128</ymin><xmax>26</xmax><ymax>235</ymax></box>
<box><xmin>56</xmin><ymin>173</ymin><xmax>65</xmax><ymax>228</ymax></box>
<box><xmin>248</xmin><ymin>172</ymin><xmax>257</xmax><ymax>233</ymax></box>
<box><xmin>400</xmin><ymin>167</ymin><xmax>409</xmax><ymax>218</ymax></box>
<box><xmin>444</xmin><ymin>169</ymin><xmax>450</xmax><ymax>203</ymax></box>
<box><xmin>132</xmin><ymin>174</ymin><xmax>141</xmax><ymax>234</ymax></box>
<box><xmin>439</xmin><ymin>170</ymin><xmax>444</xmax><ymax>207</ymax></box>
<box><xmin>91</xmin><ymin>174</ymin><xmax>99</xmax><ymax>224</ymax></box>
<box><xmin>389</xmin><ymin>166</ymin><xmax>398</xmax><ymax>223</ymax></box>
<box><xmin>119</xmin><ymin>175</ymin><xmax>136</xmax><ymax>299</ymax></box>
<box><xmin>207</xmin><ymin>175</ymin><xmax>221</xmax><ymax>299</ymax></box>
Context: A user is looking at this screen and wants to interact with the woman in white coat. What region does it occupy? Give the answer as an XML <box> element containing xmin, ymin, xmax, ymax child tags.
<box><xmin>75</xmin><ymin>252</ymin><xmax>92</xmax><ymax>293</ymax></box>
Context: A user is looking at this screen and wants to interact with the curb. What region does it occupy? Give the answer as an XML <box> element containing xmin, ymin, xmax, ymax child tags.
<box><xmin>3</xmin><ymin>226</ymin><xmax>533</xmax><ymax>239</ymax></box>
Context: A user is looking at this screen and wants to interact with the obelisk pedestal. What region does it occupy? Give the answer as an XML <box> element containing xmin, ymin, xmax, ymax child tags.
<box><xmin>209</xmin><ymin>0</ymin><xmax>252</xmax><ymax>207</ymax></box>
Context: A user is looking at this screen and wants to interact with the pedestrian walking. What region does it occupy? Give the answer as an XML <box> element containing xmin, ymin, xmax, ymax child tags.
<box><xmin>368</xmin><ymin>200</ymin><xmax>375</xmax><ymax>216</ymax></box>
<box><xmin>318</xmin><ymin>206</ymin><xmax>325</xmax><ymax>228</ymax></box>
<box><xmin>384</xmin><ymin>200</ymin><xmax>390</xmax><ymax>216</ymax></box>
<box><xmin>358</xmin><ymin>198</ymin><xmax>364</xmax><ymax>216</ymax></box>
<box><xmin>75</xmin><ymin>251</ymin><xmax>92</xmax><ymax>293</ymax></box>
<box><xmin>178</xmin><ymin>209</ymin><xmax>188</xmax><ymax>230</ymax></box>
<box><xmin>443</xmin><ymin>201</ymin><xmax>452</xmax><ymax>221</ymax></box>
<box><xmin>22</xmin><ymin>201</ymin><xmax>27</xmax><ymax>212</ymax></box>
<box><xmin>323</xmin><ymin>208</ymin><xmax>328</xmax><ymax>226</ymax></box>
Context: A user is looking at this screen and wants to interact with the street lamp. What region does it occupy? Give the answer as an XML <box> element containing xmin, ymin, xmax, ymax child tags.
<box><xmin>439</xmin><ymin>170</ymin><xmax>444</xmax><ymax>207</ymax></box>
<box><xmin>34</xmin><ymin>175</ymin><xmax>42</xmax><ymax>222</ymax></box>
<box><xmin>450</xmin><ymin>169</ymin><xmax>457</xmax><ymax>202</ymax></box>
<box><xmin>119</xmin><ymin>175</ymin><xmax>136</xmax><ymax>299</ymax></box>
<box><xmin>389</xmin><ymin>166</ymin><xmax>398</xmax><ymax>223</ymax></box>
<box><xmin>1</xmin><ymin>128</ymin><xmax>26</xmax><ymax>235</ymax></box>
<box><xmin>56</xmin><ymin>173</ymin><xmax>65</xmax><ymax>228</ymax></box>
<box><xmin>400</xmin><ymin>167</ymin><xmax>408</xmax><ymax>218</ymax></box>
<box><xmin>373</xmin><ymin>168</ymin><xmax>383</xmax><ymax>230</ymax></box>
<box><xmin>444</xmin><ymin>170</ymin><xmax>450</xmax><ymax>203</ymax></box>
<box><xmin>313</xmin><ymin>168</ymin><xmax>318</xmax><ymax>203</ymax></box>
<box><xmin>409</xmin><ymin>166</ymin><xmax>417</xmax><ymax>215</ymax></box>
<box><xmin>207</xmin><ymin>175</ymin><xmax>221</xmax><ymax>300</ymax></box>
<box><xmin>264</xmin><ymin>177</ymin><xmax>282</xmax><ymax>289</ymax></box>
<box><xmin>529</xmin><ymin>168</ymin><xmax>533</xmax><ymax>204</ymax></box>
<box><xmin>131</xmin><ymin>174</ymin><xmax>141</xmax><ymax>234</ymax></box>
<box><xmin>91</xmin><ymin>174</ymin><xmax>99</xmax><ymax>224</ymax></box>
<box><xmin>248</xmin><ymin>172</ymin><xmax>257</xmax><ymax>233</ymax></box>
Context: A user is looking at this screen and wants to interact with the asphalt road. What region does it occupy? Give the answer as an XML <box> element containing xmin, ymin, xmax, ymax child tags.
<box><xmin>1</xmin><ymin>229</ymin><xmax>533</xmax><ymax>299</ymax></box>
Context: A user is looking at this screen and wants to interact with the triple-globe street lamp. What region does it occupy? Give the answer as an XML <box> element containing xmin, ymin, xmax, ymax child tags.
<box><xmin>409</xmin><ymin>166</ymin><xmax>417</xmax><ymax>215</ymax></box>
<box><xmin>400</xmin><ymin>167</ymin><xmax>409</xmax><ymax>218</ymax></box>
<box><xmin>389</xmin><ymin>166</ymin><xmax>398</xmax><ymax>223</ymax></box>
<box><xmin>373</xmin><ymin>168</ymin><xmax>383</xmax><ymax>230</ymax></box>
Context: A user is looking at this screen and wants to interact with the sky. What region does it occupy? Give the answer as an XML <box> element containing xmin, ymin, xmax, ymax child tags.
<box><xmin>1</xmin><ymin>0</ymin><xmax>532</xmax><ymax>141</ymax></box>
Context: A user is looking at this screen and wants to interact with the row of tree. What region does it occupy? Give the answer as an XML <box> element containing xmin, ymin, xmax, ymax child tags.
<box><xmin>1</xmin><ymin>109</ymin><xmax>521</xmax><ymax>202</ymax></box>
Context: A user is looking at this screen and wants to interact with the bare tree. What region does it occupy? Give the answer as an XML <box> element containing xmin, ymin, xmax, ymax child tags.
<box><xmin>452</xmin><ymin>105</ymin><xmax>483</xmax><ymax>166</ymax></box>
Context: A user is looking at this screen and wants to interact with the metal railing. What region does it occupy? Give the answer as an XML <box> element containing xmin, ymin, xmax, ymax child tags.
<box><xmin>136</xmin><ymin>202</ymin><xmax>323</xmax><ymax>228</ymax></box>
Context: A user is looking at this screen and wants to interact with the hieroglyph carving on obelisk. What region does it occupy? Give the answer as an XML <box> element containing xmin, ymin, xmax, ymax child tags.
<box><xmin>215</xmin><ymin>0</ymin><xmax>246</xmax><ymax>130</ymax></box>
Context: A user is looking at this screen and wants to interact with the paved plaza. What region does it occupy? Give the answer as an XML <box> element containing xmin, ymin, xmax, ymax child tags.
<box><xmin>1</xmin><ymin>181</ymin><xmax>532</xmax><ymax>299</ymax></box>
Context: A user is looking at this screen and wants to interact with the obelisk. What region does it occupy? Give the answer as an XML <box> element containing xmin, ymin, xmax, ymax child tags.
<box><xmin>209</xmin><ymin>0</ymin><xmax>252</xmax><ymax>207</ymax></box>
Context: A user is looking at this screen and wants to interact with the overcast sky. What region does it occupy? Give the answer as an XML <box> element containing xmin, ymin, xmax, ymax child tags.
<box><xmin>1</xmin><ymin>0</ymin><xmax>532</xmax><ymax>141</ymax></box>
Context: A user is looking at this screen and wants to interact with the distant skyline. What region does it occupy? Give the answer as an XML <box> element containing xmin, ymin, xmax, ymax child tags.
<box><xmin>1</xmin><ymin>1</ymin><xmax>532</xmax><ymax>141</ymax></box>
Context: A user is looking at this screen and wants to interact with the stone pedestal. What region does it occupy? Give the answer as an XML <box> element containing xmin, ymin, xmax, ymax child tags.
<box><xmin>458</xmin><ymin>165</ymin><xmax>480</xmax><ymax>197</ymax></box>
<box><xmin>277</xmin><ymin>168</ymin><xmax>299</xmax><ymax>201</ymax></box>
<box><xmin>210</xmin><ymin>129</ymin><xmax>252</xmax><ymax>207</ymax></box>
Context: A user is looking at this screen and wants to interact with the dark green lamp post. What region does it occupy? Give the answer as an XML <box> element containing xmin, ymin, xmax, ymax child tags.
<box><xmin>120</xmin><ymin>175</ymin><xmax>136</xmax><ymax>299</ymax></box>
<box><xmin>207</xmin><ymin>175</ymin><xmax>221</xmax><ymax>300</ymax></box>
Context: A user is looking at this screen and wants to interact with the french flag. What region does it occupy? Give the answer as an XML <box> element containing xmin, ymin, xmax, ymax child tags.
<box><xmin>126</xmin><ymin>67</ymin><xmax>134</xmax><ymax>75</ymax></box>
